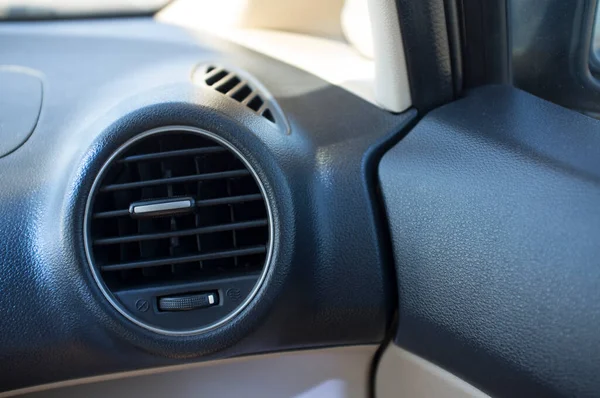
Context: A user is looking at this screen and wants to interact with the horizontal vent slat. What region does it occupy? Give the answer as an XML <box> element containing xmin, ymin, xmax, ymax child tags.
<box><xmin>100</xmin><ymin>169</ymin><xmax>250</xmax><ymax>192</ymax></box>
<box><xmin>101</xmin><ymin>245</ymin><xmax>267</xmax><ymax>272</ymax></box>
<box><xmin>118</xmin><ymin>147</ymin><xmax>226</xmax><ymax>163</ymax></box>
<box><xmin>91</xmin><ymin>194</ymin><xmax>263</xmax><ymax>219</ymax></box>
<box><xmin>196</xmin><ymin>193</ymin><xmax>262</xmax><ymax>207</ymax></box>
<box><xmin>93</xmin><ymin>209</ymin><xmax>130</xmax><ymax>219</ymax></box>
<box><xmin>93</xmin><ymin>219</ymin><xmax>267</xmax><ymax>245</ymax></box>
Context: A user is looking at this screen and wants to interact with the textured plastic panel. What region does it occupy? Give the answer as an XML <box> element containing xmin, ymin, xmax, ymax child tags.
<box><xmin>0</xmin><ymin>68</ymin><xmax>42</xmax><ymax>157</ymax></box>
<box><xmin>395</xmin><ymin>0</ymin><xmax>456</xmax><ymax>111</ymax></box>
<box><xmin>0</xmin><ymin>18</ymin><xmax>414</xmax><ymax>391</ymax></box>
<box><xmin>379</xmin><ymin>86</ymin><xmax>600</xmax><ymax>397</ymax></box>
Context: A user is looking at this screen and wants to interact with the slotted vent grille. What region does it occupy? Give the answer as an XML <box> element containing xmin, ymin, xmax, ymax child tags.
<box><xmin>86</xmin><ymin>128</ymin><xmax>271</xmax><ymax>292</ymax></box>
<box><xmin>200</xmin><ymin>65</ymin><xmax>276</xmax><ymax>124</ymax></box>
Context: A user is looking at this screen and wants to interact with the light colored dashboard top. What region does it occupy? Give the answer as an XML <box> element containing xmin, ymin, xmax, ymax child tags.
<box><xmin>158</xmin><ymin>0</ymin><xmax>412</xmax><ymax>113</ymax></box>
<box><xmin>3</xmin><ymin>346</ymin><xmax>376</xmax><ymax>398</ymax></box>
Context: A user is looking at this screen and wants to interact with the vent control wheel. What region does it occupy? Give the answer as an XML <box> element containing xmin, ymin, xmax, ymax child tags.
<box><xmin>84</xmin><ymin>126</ymin><xmax>273</xmax><ymax>335</ymax></box>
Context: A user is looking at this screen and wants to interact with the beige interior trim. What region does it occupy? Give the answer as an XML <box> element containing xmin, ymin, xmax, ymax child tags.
<box><xmin>376</xmin><ymin>344</ymin><xmax>490</xmax><ymax>398</ymax></box>
<box><xmin>158</xmin><ymin>0</ymin><xmax>346</xmax><ymax>40</ymax></box>
<box><xmin>367</xmin><ymin>0</ymin><xmax>412</xmax><ymax>112</ymax></box>
<box><xmin>3</xmin><ymin>345</ymin><xmax>377</xmax><ymax>398</ymax></box>
<box><xmin>210</xmin><ymin>28</ymin><xmax>377</xmax><ymax>106</ymax></box>
<box><xmin>158</xmin><ymin>0</ymin><xmax>411</xmax><ymax>113</ymax></box>
<box><xmin>342</xmin><ymin>0</ymin><xmax>374</xmax><ymax>59</ymax></box>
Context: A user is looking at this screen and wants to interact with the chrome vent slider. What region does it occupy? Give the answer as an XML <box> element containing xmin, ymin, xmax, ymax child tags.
<box><xmin>129</xmin><ymin>197</ymin><xmax>195</xmax><ymax>218</ymax></box>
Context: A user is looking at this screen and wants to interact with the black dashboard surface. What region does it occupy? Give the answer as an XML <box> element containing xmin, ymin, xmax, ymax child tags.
<box><xmin>0</xmin><ymin>18</ymin><xmax>414</xmax><ymax>391</ymax></box>
<box><xmin>379</xmin><ymin>86</ymin><xmax>600</xmax><ymax>398</ymax></box>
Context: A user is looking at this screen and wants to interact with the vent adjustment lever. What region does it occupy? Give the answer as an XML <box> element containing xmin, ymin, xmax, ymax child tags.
<box><xmin>158</xmin><ymin>292</ymin><xmax>218</xmax><ymax>312</ymax></box>
<box><xmin>129</xmin><ymin>197</ymin><xmax>194</xmax><ymax>218</ymax></box>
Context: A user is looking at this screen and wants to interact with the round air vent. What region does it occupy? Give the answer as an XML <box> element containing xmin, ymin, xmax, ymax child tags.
<box><xmin>84</xmin><ymin>126</ymin><xmax>273</xmax><ymax>335</ymax></box>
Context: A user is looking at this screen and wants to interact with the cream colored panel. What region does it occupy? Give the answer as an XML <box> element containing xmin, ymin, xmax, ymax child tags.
<box><xmin>158</xmin><ymin>0</ymin><xmax>346</xmax><ymax>40</ymax></box>
<box><xmin>214</xmin><ymin>29</ymin><xmax>377</xmax><ymax>106</ymax></box>
<box><xmin>342</xmin><ymin>0</ymin><xmax>374</xmax><ymax>59</ymax></box>
<box><xmin>367</xmin><ymin>0</ymin><xmax>412</xmax><ymax>113</ymax></box>
<box><xmin>342</xmin><ymin>0</ymin><xmax>412</xmax><ymax>111</ymax></box>
<box><xmin>376</xmin><ymin>344</ymin><xmax>490</xmax><ymax>398</ymax></box>
<box><xmin>158</xmin><ymin>0</ymin><xmax>412</xmax><ymax>113</ymax></box>
<box><xmin>231</xmin><ymin>0</ymin><xmax>346</xmax><ymax>39</ymax></box>
<box><xmin>4</xmin><ymin>345</ymin><xmax>376</xmax><ymax>398</ymax></box>
<box><xmin>158</xmin><ymin>2</ymin><xmax>378</xmax><ymax>107</ymax></box>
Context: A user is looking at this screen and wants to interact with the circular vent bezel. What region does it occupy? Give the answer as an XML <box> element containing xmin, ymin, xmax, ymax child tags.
<box><xmin>83</xmin><ymin>125</ymin><xmax>274</xmax><ymax>336</ymax></box>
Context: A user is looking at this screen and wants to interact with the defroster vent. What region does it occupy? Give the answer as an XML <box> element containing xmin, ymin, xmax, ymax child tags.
<box><xmin>85</xmin><ymin>126</ymin><xmax>273</xmax><ymax>335</ymax></box>
<box><xmin>192</xmin><ymin>64</ymin><xmax>288</xmax><ymax>133</ymax></box>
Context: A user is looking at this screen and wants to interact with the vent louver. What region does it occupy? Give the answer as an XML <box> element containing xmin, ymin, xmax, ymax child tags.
<box><xmin>196</xmin><ymin>65</ymin><xmax>279</xmax><ymax>124</ymax></box>
<box><xmin>85</xmin><ymin>127</ymin><xmax>272</xmax><ymax>334</ymax></box>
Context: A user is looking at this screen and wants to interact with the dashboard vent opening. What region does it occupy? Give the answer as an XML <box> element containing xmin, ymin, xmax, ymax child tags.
<box><xmin>262</xmin><ymin>109</ymin><xmax>275</xmax><ymax>123</ymax></box>
<box><xmin>86</xmin><ymin>128</ymin><xmax>271</xmax><ymax>295</ymax></box>
<box><xmin>195</xmin><ymin>65</ymin><xmax>286</xmax><ymax>130</ymax></box>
